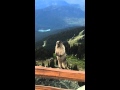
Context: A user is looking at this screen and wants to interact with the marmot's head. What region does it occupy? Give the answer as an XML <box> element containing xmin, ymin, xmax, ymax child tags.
<box><xmin>56</xmin><ymin>40</ymin><xmax>63</xmax><ymax>48</ymax></box>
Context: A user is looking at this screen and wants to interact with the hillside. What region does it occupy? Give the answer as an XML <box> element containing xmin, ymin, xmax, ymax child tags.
<box><xmin>68</xmin><ymin>30</ymin><xmax>85</xmax><ymax>47</ymax></box>
<box><xmin>35</xmin><ymin>26</ymin><xmax>85</xmax><ymax>60</ymax></box>
<box><xmin>35</xmin><ymin>26</ymin><xmax>85</xmax><ymax>49</ymax></box>
<box><xmin>35</xmin><ymin>26</ymin><xmax>74</xmax><ymax>42</ymax></box>
<box><xmin>35</xmin><ymin>5</ymin><xmax>85</xmax><ymax>31</ymax></box>
<box><xmin>35</xmin><ymin>27</ymin><xmax>85</xmax><ymax>89</ymax></box>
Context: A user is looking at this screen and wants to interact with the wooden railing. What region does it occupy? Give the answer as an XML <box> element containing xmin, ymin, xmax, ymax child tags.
<box><xmin>35</xmin><ymin>66</ymin><xmax>85</xmax><ymax>90</ymax></box>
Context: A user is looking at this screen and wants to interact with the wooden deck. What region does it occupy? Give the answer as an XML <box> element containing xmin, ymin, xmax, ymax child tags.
<box><xmin>35</xmin><ymin>66</ymin><xmax>85</xmax><ymax>90</ymax></box>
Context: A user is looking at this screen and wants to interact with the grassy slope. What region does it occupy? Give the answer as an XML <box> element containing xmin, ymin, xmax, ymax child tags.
<box><xmin>36</xmin><ymin>55</ymin><xmax>85</xmax><ymax>71</ymax></box>
<box><xmin>68</xmin><ymin>30</ymin><xmax>85</xmax><ymax>47</ymax></box>
<box><xmin>35</xmin><ymin>29</ymin><xmax>85</xmax><ymax>90</ymax></box>
<box><xmin>67</xmin><ymin>55</ymin><xmax>85</xmax><ymax>70</ymax></box>
<box><xmin>35</xmin><ymin>27</ymin><xmax>85</xmax><ymax>71</ymax></box>
<box><xmin>35</xmin><ymin>26</ymin><xmax>85</xmax><ymax>48</ymax></box>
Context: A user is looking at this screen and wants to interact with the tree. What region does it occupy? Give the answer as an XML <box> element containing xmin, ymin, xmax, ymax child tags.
<box><xmin>77</xmin><ymin>43</ymin><xmax>85</xmax><ymax>59</ymax></box>
<box><xmin>35</xmin><ymin>47</ymin><xmax>53</xmax><ymax>60</ymax></box>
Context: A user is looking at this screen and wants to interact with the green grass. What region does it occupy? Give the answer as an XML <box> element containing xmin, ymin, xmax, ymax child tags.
<box><xmin>36</xmin><ymin>55</ymin><xmax>85</xmax><ymax>71</ymax></box>
<box><xmin>68</xmin><ymin>30</ymin><xmax>85</xmax><ymax>47</ymax></box>
<box><xmin>36</xmin><ymin>60</ymin><xmax>49</xmax><ymax>66</ymax></box>
<box><xmin>66</xmin><ymin>55</ymin><xmax>85</xmax><ymax>70</ymax></box>
<box><xmin>35</xmin><ymin>55</ymin><xmax>85</xmax><ymax>89</ymax></box>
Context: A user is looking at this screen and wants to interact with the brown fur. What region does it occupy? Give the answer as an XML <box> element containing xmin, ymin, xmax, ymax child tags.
<box><xmin>55</xmin><ymin>41</ymin><xmax>68</xmax><ymax>69</ymax></box>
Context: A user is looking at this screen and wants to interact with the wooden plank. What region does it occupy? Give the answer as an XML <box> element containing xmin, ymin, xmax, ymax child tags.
<box><xmin>35</xmin><ymin>66</ymin><xmax>85</xmax><ymax>82</ymax></box>
<box><xmin>35</xmin><ymin>85</ymin><xmax>72</xmax><ymax>90</ymax></box>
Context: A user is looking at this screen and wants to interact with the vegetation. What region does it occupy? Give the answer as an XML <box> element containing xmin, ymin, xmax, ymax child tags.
<box><xmin>35</xmin><ymin>26</ymin><xmax>84</xmax><ymax>48</ymax></box>
<box><xmin>35</xmin><ymin>26</ymin><xmax>85</xmax><ymax>89</ymax></box>
<box><xmin>35</xmin><ymin>55</ymin><xmax>85</xmax><ymax>90</ymax></box>
<box><xmin>36</xmin><ymin>55</ymin><xmax>84</xmax><ymax>70</ymax></box>
<box><xmin>35</xmin><ymin>76</ymin><xmax>82</xmax><ymax>90</ymax></box>
<box><xmin>68</xmin><ymin>29</ymin><xmax>85</xmax><ymax>47</ymax></box>
<box><xmin>35</xmin><ymin>27</ymin><xmax>85</xmax><ymax>59</ymax></box>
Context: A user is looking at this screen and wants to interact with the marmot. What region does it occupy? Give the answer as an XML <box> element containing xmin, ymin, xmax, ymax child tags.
<box><xmin>55</xmin><ymin>41</ymin><xmax>68</xmax><ymax>69</ymax></box>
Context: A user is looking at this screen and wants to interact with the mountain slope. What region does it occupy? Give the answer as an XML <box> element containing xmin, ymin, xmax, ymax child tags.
<box><xmin>35</xmin><ymin>5</ymin><xmax>85</xmax><ymax>31</ymax></box>
<box><xmin>35</xmin><ymin>0</ymin><xmax>69</xmax><ymax>10</ymax></box>
<box><xmin>35</xmin><ymin>26</ymin><xmax>85</xmax><ymax>60</ymax></box>
<box><xmin>35</xmin><ymin>26</ymin><xmax>85</xmax><ymax>49</ymax></box>
<box><xmin>35</xmin><ymin>26</ymin><xmax>76</xmax><ymax>42</ymax></box>
<box><xmin>68</xmin><ymin>30</ymin><xmax>85</xmax><ymax>47</ymax></box>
